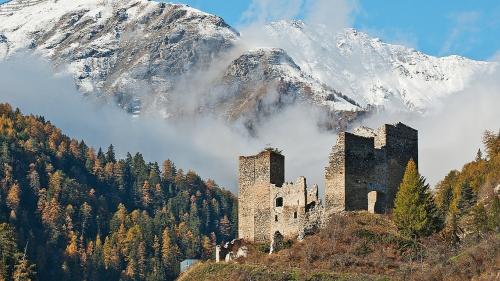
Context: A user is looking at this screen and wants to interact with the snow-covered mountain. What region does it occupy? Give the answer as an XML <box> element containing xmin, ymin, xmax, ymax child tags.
<box><xmin>0</xmin><ymin>0</ymin><xmax>240</xmax><ymax>114</ymax></box>
<box><xmin>255</xmin><ymin>20</ymin><xmax>496</xmax><ymax>112</ymax></box>
<box><xmin>0</xmin><ymin>0</ymin><xmax>496</xmax><ymax>124</ymax></box>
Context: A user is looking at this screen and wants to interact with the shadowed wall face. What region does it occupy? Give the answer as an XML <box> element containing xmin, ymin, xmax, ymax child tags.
<box><xmin>383</xmin><ymin>123</ymin><xmax>418</xmax><ymax>210</ymax></box>
<box><xmin>325</xmin><ymin>123</ymin><xmax>418</xmax><ymax>213</ymax></box>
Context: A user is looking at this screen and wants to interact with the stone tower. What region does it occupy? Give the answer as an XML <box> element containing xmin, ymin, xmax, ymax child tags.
<box><xmin>376</xmin><ymin>123</ymin><xmax>418</xmax><ymax>209</ymax></box>
<box><xmin>325</xmin><ymin>122</ymin><xmax>418</xmax><ymax>213</ymax></box>
<box><xmin>324</xmin><ymin>132</ymin><xmax>376</xmax><ymax>212</ymax></box>
<box><xmin>238</xmin><ymin>150</ymin><xmax>284</xmax><ymax>243</ymax></box>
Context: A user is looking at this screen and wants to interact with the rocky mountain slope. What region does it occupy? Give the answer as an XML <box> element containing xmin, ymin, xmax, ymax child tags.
<box><xmin>258</xmin><ymin>20</ymin><xmax>496</xmax><ymax>112</ymax></box>
<box><xmin>0</xmin><ymin>0</ymin><xmax>496</xmax><ymax>123</ymax></box>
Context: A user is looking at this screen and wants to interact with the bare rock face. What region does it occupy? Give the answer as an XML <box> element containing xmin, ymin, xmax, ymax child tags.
<box><xmin>212</xmin><ymin>48</ymin><xmax>360</xmax><ymax>128</ymax></box>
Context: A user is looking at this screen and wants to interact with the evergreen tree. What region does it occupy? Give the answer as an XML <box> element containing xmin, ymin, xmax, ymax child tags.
<box><xmin>105</xmin><ymin>144</ymin><xmax>116</xmax><ymax>163</ymax></box>
<box><xmin>219</xmin><ymin>215</ymin><xmax>232</xmax><ymax>241</ymax></box>
<box><xmin>457</xmin><ymin>182</ymin><xmax>476</xmax><ymax>214</ymax></box>
<box><xmin>443</xmin><ymin>211</ymin><xmax>462</xmax><ymax>246</ymax></box>
<box><xmin>393</xmin><ymin>159</ymin><xmax>440</xmax><ymax>238</ymax></box>
<box><xmin>475</xmin><ymin>148</ymin><xmax>483</xmax><ymax>162</ymax></box>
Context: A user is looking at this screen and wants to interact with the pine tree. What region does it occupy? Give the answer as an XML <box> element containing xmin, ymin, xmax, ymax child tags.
<box><xmin>393</xmin><ymin>159</ymin><xmax>440</xmax><ymax>238</ymax></box>
<box><xmin>105</xmin><ymin>144</ymin><xmax>116</xmax><ymax>163</ymax></box>
<box><xmin>475</xmin><ymin>149</ymin><xmax>483</xmax><ymax>162</ymax></box>
<box><xmin>457</xmin><ymin>182</ymin><xmax>476</xmax><ymax>214</ymax></box>
<box><xmin>443</xmin><ymin>211</ymin><xmax>462</xmax><ymax>246</ymax></box>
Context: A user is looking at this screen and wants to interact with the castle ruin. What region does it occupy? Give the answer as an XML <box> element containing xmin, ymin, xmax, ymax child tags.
<box><xmin>238</xmin><ymin>122</ymin><xmax>418</xmax><ymax>243</ymax></box>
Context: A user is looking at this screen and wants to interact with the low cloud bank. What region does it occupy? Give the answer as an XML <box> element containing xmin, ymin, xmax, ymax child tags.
<box><xmin>0</xmin><ymin>55</ymin><xmax>335</xmax><ymax>192</ymax></box>
<box><xmin>1</xmin><ymin>53</ymin><xmax>498</xmax><ymax>195</ymax></box>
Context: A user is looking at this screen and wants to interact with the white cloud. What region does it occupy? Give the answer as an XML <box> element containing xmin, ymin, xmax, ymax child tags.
<box><xmin>305</xmin><ymin>0</ymin><xmax>358</xmax><ymax>31</ymax></box>
<box><xmin>0</xmin><ymin>54</ymin><xmax>337</xmax><ymax>193</ymax></box>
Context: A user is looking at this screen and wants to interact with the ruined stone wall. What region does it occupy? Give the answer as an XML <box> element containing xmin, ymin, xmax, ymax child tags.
<box><xmin>343</xmin><ymin>133</ymin><xmax>375</xmax><ymax>211</ymax></box>
<box><xmin>238</xmin><ymin>156</ymin><xmax>256</xmax><ymax>241</ymax></box>
<box><xmin>238</xmin><ymin>122</ymin><xmax>417</xmax><ymax>242</ymax></box>
<box><xmin>329</xmin><ymin>123</ymin><xmax>418</xmax><ymax>214</ymax></box>
<box><xmin>238</xmin><ymin>151</ymin><xmax>284</xmax><ymax>243</ymax></box>
<box><xmin>306</xmin><ymin>184</ymin><xmax>319</xmax><ymax>208</ymax></box>
<box><xmin>325</xmin><ymin>133</ymin><xmax>346</xmax><ymax>211</ymax></box>
<box><xmin>325</xmin><ymin>133</ymin><xmax>376</xmax><ymax>211</ymax></box>
<box><xmin>383</xmin><ymin>123</ymin><xmax>418</xmax><ymax>209</ymax></box>
<box><xmin>270</xmin><ymin>177</ymin><xmax>308</xmax><ymax>239</ymax></box>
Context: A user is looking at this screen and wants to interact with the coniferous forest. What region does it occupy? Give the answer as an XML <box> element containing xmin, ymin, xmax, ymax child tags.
<box><xmin>0</xmin><ymin>104</ymin><xmax>237</xmax><ymax>280</ymax></box>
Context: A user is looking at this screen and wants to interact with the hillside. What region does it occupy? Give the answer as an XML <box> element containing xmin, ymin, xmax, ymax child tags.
<box><xmin>180</xmin><ymin>130</ymin><xmax>500</xmax><ymax>281</ymax></box>
<box><xmin>0</xmin><ymin>0</ymin><xmax>496</xmax><ymax>125</ymax></box>
<box><xmin>181</xmin><ymin>212</ymin><xmax>498</xmax><ymax>281</ymax></box>
<box><xmin>0</xmin><ymin>103</ymin><xmax>237</xmax><ymax>280</ymax></box>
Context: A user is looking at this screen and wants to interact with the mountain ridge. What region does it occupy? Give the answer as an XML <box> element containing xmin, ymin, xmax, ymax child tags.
<box><xmin>0</xmin><ymin>0</ymin><xmax>496</xmax><ymax>124</ymax></box>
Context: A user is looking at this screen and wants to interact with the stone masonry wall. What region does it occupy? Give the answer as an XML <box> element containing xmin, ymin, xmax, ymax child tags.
<box><xmin>325</xmin><ymin>132</ymin><xmax>375</xmax><ymax>211</ymax></box>
<box><xmin>343</xmin><ymin>133</ymin><xmax>375</xmax><ymax>211</ymax></box>
<box><xmin>325</xmin><ymin>133</ymin><xmax>346</xmax><ymax>212</ymax></box>
<box><xmin>325</xmin><ymin>122</ymin><xmax>418</xmax><ymax>214</ymax></box>
<box><xmin>238</xmin><ymin>151</ymin><xmax>284</xmax><ymax>243</ymax></box>
<box><xmin>383</xmin><ymin>123</ymin><xmax>418</xmax><ymax>209</ymax></box>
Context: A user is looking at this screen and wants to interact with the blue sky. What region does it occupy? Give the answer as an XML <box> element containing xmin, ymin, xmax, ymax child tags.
<box><xmin>168</xmin><ymin>0</ymin><xmax>499</xmax><ymax>61</ymax></box>
<box><xmin>1</xmin><ymin>0</ymin><xmax>498</xmax><ymax>60</ymax></box>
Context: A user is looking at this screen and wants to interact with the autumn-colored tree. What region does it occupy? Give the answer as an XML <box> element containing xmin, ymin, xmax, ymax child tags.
<box><xmin>161</xmin><ymin>160</ymin><xmax>176</xmax><ymax>182</ymax></box>
<box><xmin>102</xmin><ymin>236</ymin><xmax>120</xmax><ymax>270</ymax></box>
<box><xmin>470</xmin><ymin>203</ymin><xmax>488</xmax><ymax>239</ymax></box>
<box><xmin>141</xmin><ymin>181</ymin><xmax>152</xmax><ymax>207</ymax></box>
<box><xmin>0</xmin><ymin>103</ymin><xmax>238</xmax><ymax>280</ymax></box>
<box><xmin>6</xmin><ymin>182</ymin><xmax>21</xmax><ymax>211</ymax></box>
<box><xmin>66</xmin><ymin>232</ymin><xmax>79</xmax><ymax>257</ymax></box>
<box><xmin>12</xmin><ymin>256</ymin><xmax>36</xmax><ymax>281</ymax></box>
<box><xmin>201</xmin><ymin>236</ymin><xmax>214</xmax><ymax>259</ymax></box>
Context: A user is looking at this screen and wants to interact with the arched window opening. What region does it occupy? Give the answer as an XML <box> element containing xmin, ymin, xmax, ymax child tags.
<box><xmin>275</xmin><ymin>197</ymin><xmax>283</xmax><ymax>207</ymax></box>
<box><xmin>294</xmin><ymin>211</ymin><xmax>297</xmax><ymax>219</ymax></box>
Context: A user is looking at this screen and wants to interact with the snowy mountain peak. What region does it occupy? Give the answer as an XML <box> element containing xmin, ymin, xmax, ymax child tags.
<box><xmin>262</xmin><ymin>20</ymin><xmax>497</xmax><ymax>112</ymax></box>
<box><xmin>0</xmin><ymin>1</ymin><xmax>496</xmax><ymax>126</ymax></box>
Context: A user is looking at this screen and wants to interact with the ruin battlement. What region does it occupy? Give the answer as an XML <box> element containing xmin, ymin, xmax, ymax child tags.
<box><xmin>238</xmin><ymin>122</ymin><xmax>418</xmax><ymax>243</ymax></box>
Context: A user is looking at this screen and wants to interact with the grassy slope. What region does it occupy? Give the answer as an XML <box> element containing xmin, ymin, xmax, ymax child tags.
<box><xmin>178</xmin><ymin>262</ymin><xmax>388</xmax><ymax>281</ymax></box>
<box><xmin>179</xmin><ymin>212</ymin><xmax>499</xmax><ymax>281</ymax></box>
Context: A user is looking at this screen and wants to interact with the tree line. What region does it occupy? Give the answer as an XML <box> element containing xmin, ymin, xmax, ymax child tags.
<box><xmin>0</xmin><ymin>103</ymin><xmax>237</xmax><ymax>280</ymax></box>
<box><xmin>393</xmin><ymin>130</ymin><xmax>499</xmax><ymax>243</ymax></box>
